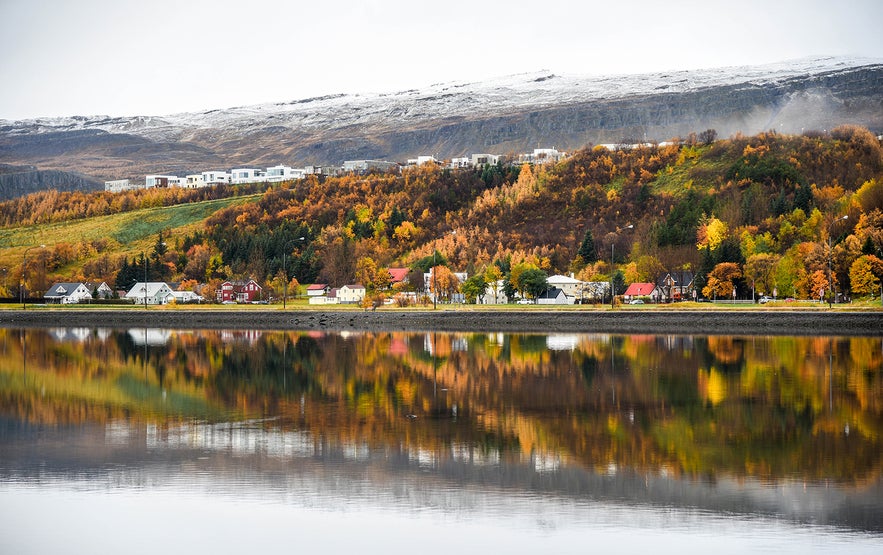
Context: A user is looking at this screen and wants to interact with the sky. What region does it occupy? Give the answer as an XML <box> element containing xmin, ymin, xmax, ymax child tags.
<box><xmin>1</xmin><ymin>0</ymin><xmax>882</xmax><ymax>120</ymax></box>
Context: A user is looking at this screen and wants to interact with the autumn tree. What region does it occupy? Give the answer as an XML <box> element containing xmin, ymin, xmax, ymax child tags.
<box><xmin>850</xmin><ymin>255</ymin><xmax>883</xmax><ymax>296</ymax></box>
<box><xmin>743</xmin><ymin>253</ymin><xmax>781</xmax><ymax>297</ymax></box>
<box><xmin>702</xmin><ymin>262</ymin><xmax>742</xmax><ymax>299</ymax></box>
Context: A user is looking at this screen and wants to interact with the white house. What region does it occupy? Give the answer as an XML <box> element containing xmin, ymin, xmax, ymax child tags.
<box><xmin>480</xmin><ymin>279</ymin><xmax>510</xmax><ymax>304</ymax></box>
<box><xmin>266</xmin><ymin>165</ymin><xmax>306</xmax><ymax>182</ymax></box>
<box><xmin>536</xmin><ymin>287</ymin><xmax>573</xmax><ymax>305</ymax></box>
<box><xmin>450</xmin><ymin>157</ymin><xmax>471</xmax><ymax>169</ymax></box>
<box><xmin>547</xmin><ymin>274</ymin><xmax>584</xmax><ymax>298</ymax></box>
<box><xmin>230</xmin><ymin>168</ymin><xmax>263</xmax><ymax>184</ymax></box>
<box><xmin>519</xmin><ymin>148</ymin><xmax>566</xmax><ymax>164</ymax></box>
<box><xmin>406</xmin><ymin>155</ymin><xmax>438</xmax><ymax>167</ymax></box>
<box><xmin>44</xmin><ymin>282</ymin><xmax>94</xmax><ymax>304</ymax></box>
<box><xmin>306</xmin><ymin>284</ymin><xmax>330</xmax><ymax>297</ymax></box>
<box><xmin>337</xmin><ymin>284</ymin><xmax>366</xmax><ymax>304</ymax></box>
<box><xmin>145</xmin><ymin>175</ymin><xmax>178</xmax><ymax>189</ymax></box>
<box><xmin>170</xmin><ymin>290</ymin><xmax>204</xmax><ymax>303</ymax></box>
<box><xmin>184</xmin><ymin>174</ymin><xmax>206</xmax><ymax>188</ymax></box>
<box><xmin>342</xmin><ymin>160</ymin><xmax>398</xmax><ymax>173</ymax></box>
<box><xmin>104</xmin><ymin>179</ymin><xmax>142</xmax><ymax>193</ymax></box>
<box><xmin>202</xmin><ymin>171</ymin><xmax>231</xmax><ymax>185</ymax></box>
<box><xmin>471</xmin><ymin>153</ymin><xmax>501</xmax><ymax>167</ymax></box>
<box><xmin>125</xmin><ymin>282</ymin><xmax>174</xmax><ymax>305</ymax></box>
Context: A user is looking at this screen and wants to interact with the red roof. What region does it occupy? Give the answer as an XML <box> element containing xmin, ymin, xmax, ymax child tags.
<box><xmin>388</xmin><ymin>268</ymin><xmax>409</xmax><ymax>283</ymax></box>
<box><xmin>624</xmin><ymin>282</ymin><xmax>655</xmax><ymax>296</ymax></box>
<box><xmin>307</xmin><ymin>283</ymin><xmax>328</xmax><ymax>291</ymax></box>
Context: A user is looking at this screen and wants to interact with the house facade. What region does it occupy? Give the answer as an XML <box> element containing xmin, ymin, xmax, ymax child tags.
<box><xmin>537</xmin><ymin>287</ymin><xmax>573</xmax><ymax>305</ymax></box>
<box><xmin>217</xmin><ymin>280</ymin><xmax>263</xmax><ymax>303</ymax></box>
<box><xmin>623</xmin><ymin>282</ymin><xmax>658</xmax><ymax>301</ymax></box>
<box><xmin>306</xmin><ymin>284</ymin><xmax>330</xmax><ymax>297</ymax></box>
<box><xmin>44</xmin><ymin>282</ymin><xmax>93</xmax><ymax>304</ymax></box>
<box><xmin>337</xmin><ymin>284</ymin><xmax>366</xmax><ymax>304</ymax></box>
<box><xmin>125</xmin><ymin>282</ymin><xmax>174</xmax><ymax>305</ymax></box>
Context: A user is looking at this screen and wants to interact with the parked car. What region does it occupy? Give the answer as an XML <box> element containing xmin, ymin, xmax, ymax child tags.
<box><xmin>759</xmin><ymin>296</ymin><xmax>772</xmax><ymax>304</ymax></box>
<box><xmin>516</xmin><ymin>298</ymin><xmax>532</xmax><ymax>305</ymax></box>
<box><xmin>629</xmin><ymin>299</ymin><xmax>644</xmax><ymax>305</ymax></box>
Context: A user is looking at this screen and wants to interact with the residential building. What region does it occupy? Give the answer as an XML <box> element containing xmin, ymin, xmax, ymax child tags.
<box><xmin>450</xmin><ymin>157</ymin><xmax>471</xmax><ymax>169</ymax></box>
<box><xmin>202</xmin><ymin>171</ymin><xmax>231</xmax><ymax>185</ymax></box>
<box><xmin>406</xmin><ymin>155</ymin><xmax>438</xmax><ymax>167</ymax></box>
<box><xmin>104</xmin><ymin>179</ymin><xmax>141</xmax><ymax>193</ymax></box>
<box><xmin>85</xmin><ymin>282</ymin><xmax>114</xmax><ymax>299</ymax></box>
<box><xmin>480</xmin><ymin>280</ymin><xmax>509</xmax><ymax>304</ymax></box>
<box><xmin>306</xmin><ymin>284</ymin><xmax>330</xmax><ymax>297</ymax></box>
<box><xmin>184</xmin><ymin>174</ymin><xmax>206</xmax><ymax>188</ymax></box>
<box><xmin>342</xmin><ymin>160</ymin><xmax>399</xmax><ymax>173</ymax></box>
<box><xmin>145</xmin><ymin>175</ymin><xmax>178</xmax><ymax>189</ymax></box>
<box><xmin>44</xmin><ymin>282</ymin><xmax>94</xmax><ymax>304</ymax></box>
<box><xmin>537</xmin><ymin>287</ymin><xmax>572</xmax><ymax>305</ymax></box>
<box><xmin>170</xmin><ymin>290</ymin><xmax>204</xmax><ymax>303</ymax></box>
<box><xmin>266</xmin><ymin>165</ymin><xmax>306</xmax><ymax>182</ymax></box>
<box><xmin>336</xmin><ymin>284</ymin><xmax>366</xmax><ymax>304</ymax></box>
<box><xmin>217</xmin><ymin>279</ymin><xmax>263</xmax><ymax>303</ymax></box>
<box><xmin>547</xmin><ymin>274</ymin><xmax>584</xmax><ymax>298</ymax></box>
<box><xmin>125</xmin><ymin>282</ymin><xmax>175</xmax><ymax>305</ymax></box>
<box><xmin>623</xmin><ymin>282</ymin><xmax>657</xmax><ymax>301</ymax></box>
<box><xmin>387</xmin><ymin>268</ymin><xmax>410</xmax><ymax>288</ymax></box>
<box><xmin>230</xmin><ymin>168</ymin><xmax>263</xmax><ymax>184</ymax></box>
<box><xmin>471</xmin><ymin>153</ymin><xmax>501</xmax><ymax>167</ymax></box>
<box><xmin>519</xmin><ymin>148</ymin><xmax>566</xmax><ymax>164</ymax></box>
<box><xmin>656</xmin><ymin>271</ymin><xmax>695</xmax><ymax>302</ymax></box>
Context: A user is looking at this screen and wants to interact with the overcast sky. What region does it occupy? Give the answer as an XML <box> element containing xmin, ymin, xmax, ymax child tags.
<box><xmin>1</xmin><ymin>0</ymin><xmax>881</xmax><ymax>120</ymax></box>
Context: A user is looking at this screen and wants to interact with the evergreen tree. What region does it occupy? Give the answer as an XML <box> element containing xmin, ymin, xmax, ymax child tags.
<box><xmin>577</xmin><ymin>230</ymin><xmax>597</xmax><ymax>263</ymax></box>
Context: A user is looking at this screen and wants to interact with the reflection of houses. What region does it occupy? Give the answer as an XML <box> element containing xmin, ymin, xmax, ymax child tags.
<box><xmin>217</xmin><ymin>279</ymin><xmax>263</xmax><ymax>303</ymax></box>
<box><xmin>125</xmin><ymin>282</ymin><xmax>174</xmax><ymax>305</ymax></box>
<box><xmin>547</xmin><ymin>334</ymin><xmax>579</xmax><ymax>351</ymax></box>
<box><xmin>128</xmin><ymin>328</ymin><xmax>172</xmax><ymax>346</ymax></box>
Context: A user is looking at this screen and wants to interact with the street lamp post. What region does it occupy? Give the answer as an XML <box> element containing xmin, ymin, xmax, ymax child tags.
<box><xmin>610</xmin><ymin>225</ymin><xmax>633</xmax><ymax>308</ymax></box>
<box><xmin>827</xmin><ymin>215</ymin><xmax>848</xmax><ymax>306</ymax></box>
<box><xmin>21</xmin><ymin>244</ymin><xmax>45</xmax><ymax>309</ymax></box>
<box><xmin>282</xmin><ymin>237</ymin><xmax>305</xmax><ymax>309</ymax></box>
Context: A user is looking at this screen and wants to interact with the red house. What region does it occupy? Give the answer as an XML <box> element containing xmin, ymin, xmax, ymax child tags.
<box><xmin>623</xmin><ymin>282</ymin><xmax>656</xmax><ymax>301</ymax></box>
<box><xmin>217</xmin><ymin>279</ymin><xmax>263</xmax><ymax>303</ymax></box>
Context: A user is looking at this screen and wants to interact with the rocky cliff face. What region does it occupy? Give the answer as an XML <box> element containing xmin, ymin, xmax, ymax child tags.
<box><xmin>0</xmin><ymin>57</ymin><xmax>881</xmax><ymax>197</ymax></box>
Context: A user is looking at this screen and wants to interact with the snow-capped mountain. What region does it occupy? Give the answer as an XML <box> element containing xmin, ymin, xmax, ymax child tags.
<box><xmin>1</xmin><ymin>56</ymin><xmax>881</xmax><ymax>193</ymax></box>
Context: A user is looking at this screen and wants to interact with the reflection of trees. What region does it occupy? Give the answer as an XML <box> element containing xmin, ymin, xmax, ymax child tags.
<box><xmin>0</xmin><ymin>328</ymin><xmax>881</xmax><ymax>484</ymax></box>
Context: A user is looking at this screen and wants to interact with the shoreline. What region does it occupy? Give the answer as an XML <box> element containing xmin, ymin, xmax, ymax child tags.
<box><xmin>0</xmin><ymin>308</ymin><xmax>881</xmax><ymax>336</ymax></box>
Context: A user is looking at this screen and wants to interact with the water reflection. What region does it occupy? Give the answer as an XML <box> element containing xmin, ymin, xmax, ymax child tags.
<box><xmin>1</xmin><ymin>327</ymin><xmax>882</xmax><ymax>551</ymax></box>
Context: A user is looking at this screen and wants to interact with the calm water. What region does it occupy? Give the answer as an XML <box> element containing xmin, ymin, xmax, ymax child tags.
<box><xmin>1</xmin><ymin>327</ymin><xmax>881</xmax><ymax>554</ymax></box>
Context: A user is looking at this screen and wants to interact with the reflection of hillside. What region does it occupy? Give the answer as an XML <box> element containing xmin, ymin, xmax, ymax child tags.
<box><xmin>0</xmin><ymin>328</ymin><xmax>880</xmax><ymax>484</ymax></box>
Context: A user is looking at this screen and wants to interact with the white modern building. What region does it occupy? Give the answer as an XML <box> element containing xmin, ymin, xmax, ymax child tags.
<box><xmin>145</xmin><ymin>175</ymin><xmax>179</xmax><ymax>188</ymax></box>
<box><xmin>265</xmin><ymin>165</ymin><xmax>306</xmax><ymax>182</ymax></box>
<box><xmin>471</xmin><ymin>153</ymin><xmax>501</xmax><ymax>167</ymax></box>
<box><xmin>104</xmin><ymin>179</ymin><xmax>142</xmax><ymax>193</ymax></box>
<box><xmin>184</xmin><ymin>174</ymin><xmax>206</xmax><ymax>188</ymax></box>
<box><xmin>202</xmin><ymin>171</ymin><xmax>231</xmax><ymax>185</ymax></box>
<box><xmin>230</xmin><ymin>168</ymin><xmax>263</xmax><ymax>184</ymax></box>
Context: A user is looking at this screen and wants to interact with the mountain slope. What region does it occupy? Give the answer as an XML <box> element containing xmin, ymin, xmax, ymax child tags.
<box><xmin>1</xmin><ymin>57</ymin><xmax>881</xmax><ymax>194</ymax></box>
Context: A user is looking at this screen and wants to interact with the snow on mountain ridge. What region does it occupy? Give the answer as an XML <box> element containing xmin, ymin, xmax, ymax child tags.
<box><xmin>3</xmin><ymin>56</ymin><xmax>880</xmax><ymax>142</ymax></box>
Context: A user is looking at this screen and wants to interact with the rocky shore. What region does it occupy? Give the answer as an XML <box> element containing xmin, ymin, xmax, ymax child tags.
<box><xmin>0</xmin><ymin>308</ymin><xmax>881</xmax><ymax>336</ymax></box>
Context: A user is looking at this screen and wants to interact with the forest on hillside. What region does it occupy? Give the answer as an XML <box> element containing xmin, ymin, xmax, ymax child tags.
<box><xmin>2</xmin><ymin>125</ymin><xmax>882</xmax><ymax>303</ymax></box>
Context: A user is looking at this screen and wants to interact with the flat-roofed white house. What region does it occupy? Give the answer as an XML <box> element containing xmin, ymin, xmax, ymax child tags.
<box><xmin>184</xmin><ymin>174</ymin><xmax>206</xmax><ymax>188</ymax></box>
<box><xmin>471</xmin><ymin>153</ymin><xmax>501</xmax><ymax>167</ymax></box>
<box><xmin>145</xmin><ymin>175</ymin><xmax>178</xmax><ymax>189</ymax></box>
<box><xmin>104</xmin><ymin>179</ymin><xmax>141</xmax><ymax>193</ymax></box>
<box><xmin>202</xmin><ymin>171</ymin><xmax>231</xmax><ymax>185</ymax></box>
<box><xmin>125</xmin><ymin>282</ymin><xmax>174</xmax><ymax>305</ymax></box>
<box><xmin>265</xmin><ymin>165</ymin><xmax>306</xmax><ymax>182</ymax></box>
<box><xmin>230</xmin><ymin>168</ymin><xmax>263</xmax><ymax>184</ymax></box>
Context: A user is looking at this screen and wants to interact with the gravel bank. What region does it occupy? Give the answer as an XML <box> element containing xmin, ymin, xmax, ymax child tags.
<box><xmin>0</xmin><ymin>309</ymin><xmax>881</xmax><ymax>336</ymax></box>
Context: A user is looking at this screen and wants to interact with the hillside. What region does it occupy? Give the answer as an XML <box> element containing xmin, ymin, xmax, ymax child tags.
<box><xmin>0</xmin><ymin>57</ymin><xmax>881</xmax><ymax>197</ymax></box>
<box><xmin>1</xmin><ymin>127</ymin><xmax>882</xmax><ymax>303</ymax></box>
